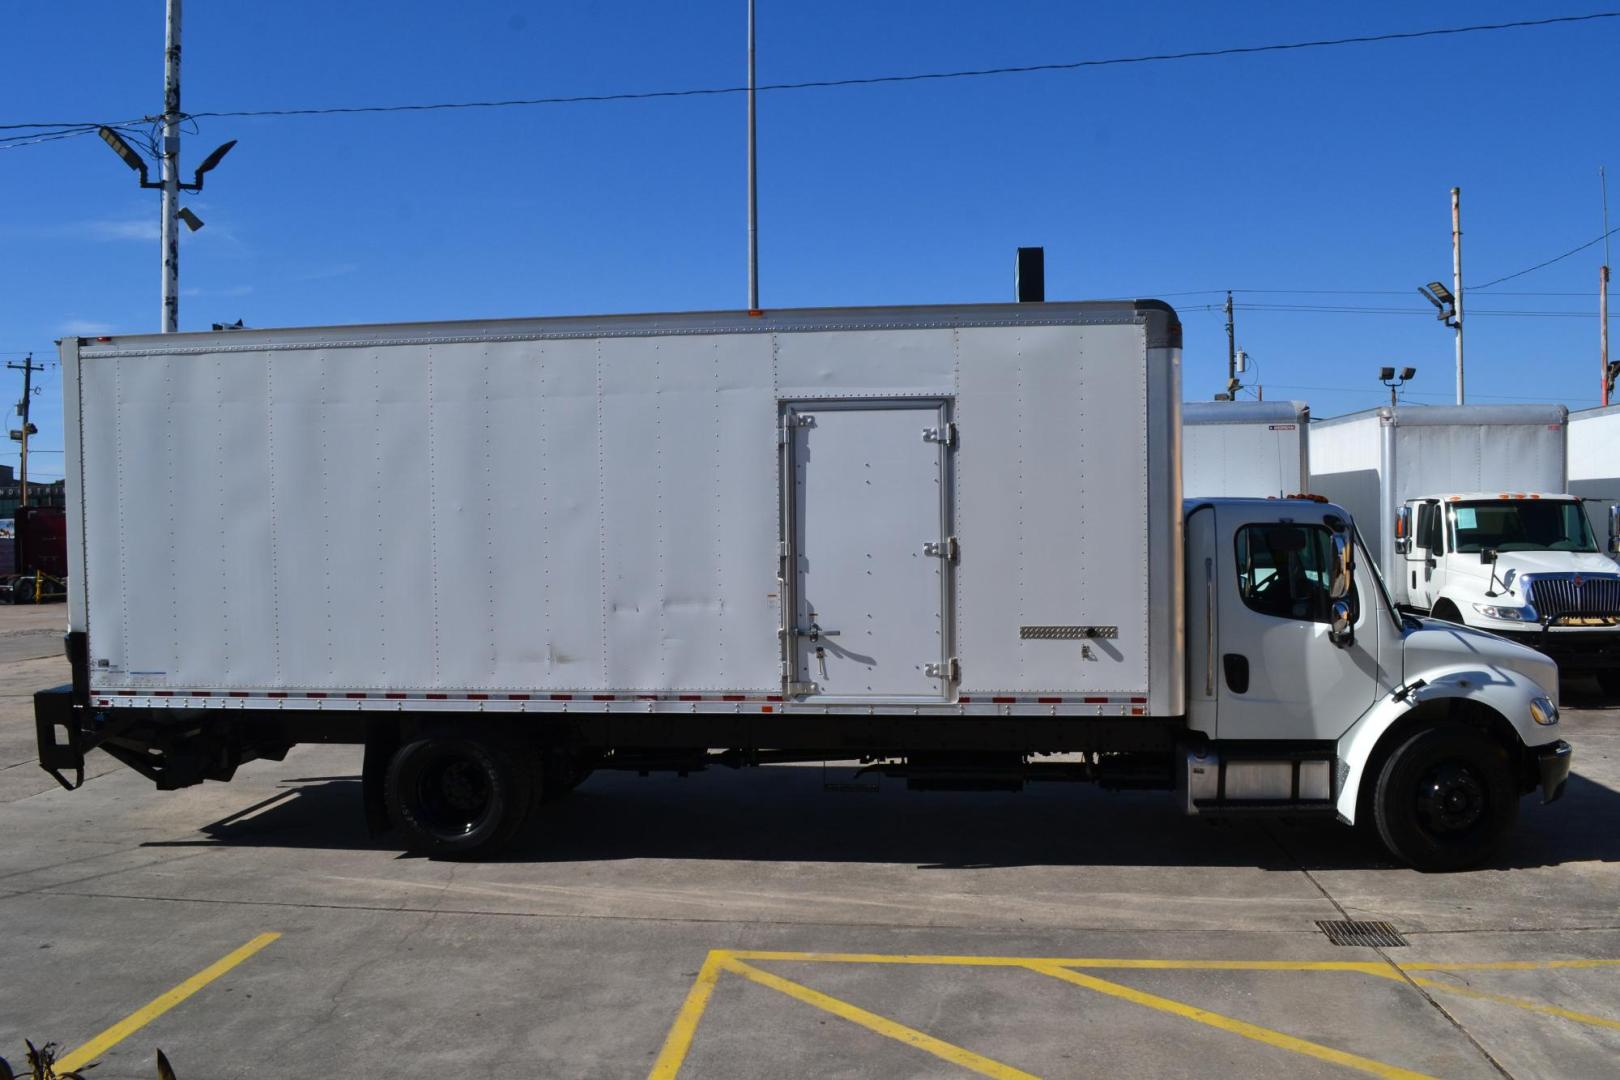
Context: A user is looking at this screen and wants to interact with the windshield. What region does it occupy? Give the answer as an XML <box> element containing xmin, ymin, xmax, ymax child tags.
<box><xmin>1450</xmin><ymin>500</ymin><xmax>1597</xmax><ymax>554</ymax></box>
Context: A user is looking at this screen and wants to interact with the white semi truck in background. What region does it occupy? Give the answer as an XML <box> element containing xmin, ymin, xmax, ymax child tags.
<box><xmin>36</xmin><ymin>302</ymin><xmax>1569</xmax><ymax>870</ymax></box>
<box><xmin>1311</xmin><ymin>405</ymin><xmax>1620</xmax><ymax>689</ymax></box>
<box><xmin>1568</xmin><ymin>403</ymin><xmax>1620</xmax><ymax>552</ymax></box>
<box><xmin>1182</xmin><ymin>400</ymin><xmax>1310</xmax><ymax>498</ymax></box>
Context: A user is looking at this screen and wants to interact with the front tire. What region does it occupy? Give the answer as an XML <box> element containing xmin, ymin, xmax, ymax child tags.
<box><xmin>384</xmin><ymin>734</ymin><xmax>535</xmax><ymax>858</ymax></box>
<box><xmin>1372</xmin><ymin>723</ymin><xmax>1517</xmax><ymax>872</ymax></box>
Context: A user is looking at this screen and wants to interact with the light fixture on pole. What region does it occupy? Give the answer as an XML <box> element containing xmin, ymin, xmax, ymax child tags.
<box><xmin>1380</xmin><ymin>366</ymin><xmax>1417</xmax><ymax>408</ymax></box>
<box><xmin>1417</xmin><ymin>281</ymin><xmax>1457</xmax><ymax>325</ymax></box>
<box><xmin>97</xmin><ymin>126</ymin><xmax>236</xmax><ymax>329</ymax></box>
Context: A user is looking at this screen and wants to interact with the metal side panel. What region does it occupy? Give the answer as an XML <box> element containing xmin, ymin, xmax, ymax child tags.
<box><xmin>60</xmin><ymin>337</ymin><xmax>88</xmax><ymax>635</ymax></box>
<box><xmin>954</xmin><ymin>322</ymin><xmax>1151</xmax><ymax>696</ymax></box>
<box><xmin>786</xmin><ymin>400</ymin><xmax>949</xmax><ymax>699</ymax></box>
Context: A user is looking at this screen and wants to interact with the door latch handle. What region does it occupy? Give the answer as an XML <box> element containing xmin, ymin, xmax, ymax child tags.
<box><xmin>800</xmin><ymin>622</ymin><xmax>840</xmax><ymax>643</ymax></box>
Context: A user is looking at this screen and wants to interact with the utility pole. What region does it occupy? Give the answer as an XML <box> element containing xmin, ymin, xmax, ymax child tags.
<box><xmin>1452</xmin><ymin>186</ymin><xmax>1464</xmax><ymax>405</ymax></box>
<box><xmin>160</xmin><ymin>0</ymin><xmax>183</xmax><ymax>332</ymax></box>
<box><xmin>7</xmin><ymin>355</ymin><xmax>43</xmax><ymax>508</ymax></box>
<box><xmin>746</xmin><ymin>0</ymin><xmax>759</xmax><ymax>313</ymax></box>
<box><xmin>1224</xmin><ymin>290</ymin><xmax>1238</xmax><ymax>398</ymax></box>
<box><xmin>1603</xmin><ymin>166</ymin><xmax>1614</xmax><ymax>405</ymax></box>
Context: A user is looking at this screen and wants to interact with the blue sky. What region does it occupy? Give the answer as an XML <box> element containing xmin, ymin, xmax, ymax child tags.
<box><xmin>2</xmin><ymin>2</ymin><xmax>1618</xmax><ymax>481</ymax></box>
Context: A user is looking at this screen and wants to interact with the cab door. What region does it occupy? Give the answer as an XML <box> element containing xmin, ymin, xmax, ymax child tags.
<box><xmin>1214</xmin><ymin>505</ymin><xmax>1387</xmax><ymax>741</ymax></box>
<box><xmin>1403</xmin><ymin>499</ymin><xmax>1443</xmax><ymax>611</ymax></box>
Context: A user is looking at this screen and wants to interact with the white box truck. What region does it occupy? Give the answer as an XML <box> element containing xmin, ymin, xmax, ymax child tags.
<box><xmin>1312</xmin><ymin>404</ymin><xmax>1620</xmax><ymax>687</ymax></box>
<box><xmin>36</xmin><ymin>302</ymin><xmax>1570</xmax><ymax>870</ymax></box>
<box><xmin>1182</xmin><ymin>400</ymin><xmax>1309</xmax><ymax>498</ymax></box>
<box><xmin>1568</xmin><ymin>403</ymin><xmax>1620</xmax><ymax>555</ymax></box>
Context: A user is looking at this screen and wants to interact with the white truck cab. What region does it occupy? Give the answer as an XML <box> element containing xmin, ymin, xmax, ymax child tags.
<box><xmin>1393</xmin><ymin>493</ymin><xmax>1620</xmax><ymax>690</ymax></box>
<box><xmin>1187</xmin><ymin>496</ymin><xmax>1568</xmax><ymax>870</ymax></box>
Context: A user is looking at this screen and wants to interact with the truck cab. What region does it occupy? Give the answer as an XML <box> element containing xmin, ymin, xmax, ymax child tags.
<box><xmin>1186</xmin><ymin>497</ymin><xmax>1569</xmax><ymax>870</ymax></box>
<box><xmin>1394</xmin><ymin>493</ymin><xmax>1620</xmax><ymax>689</ymax></box>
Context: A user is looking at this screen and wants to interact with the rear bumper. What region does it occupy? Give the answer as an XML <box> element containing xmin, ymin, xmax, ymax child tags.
<box><xmin>1534</xmin><ymin>739</ymin><xmax>1572</xmax><ymax>804</ymax></box>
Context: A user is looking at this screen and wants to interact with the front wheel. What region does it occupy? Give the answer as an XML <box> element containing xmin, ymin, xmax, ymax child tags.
<box><xmin>384</xmin><ymin>735</ymin><xmax>535</xmax><ymax>858</ymax></box>
<box><xmin>1372</xmin><ymin>723</ymin><xmax>1517</xmax><ymax>872</ymax></box>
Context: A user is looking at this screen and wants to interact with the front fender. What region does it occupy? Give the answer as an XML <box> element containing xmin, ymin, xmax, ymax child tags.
<box><xmin>1334</xmin><ymin>664</ymin><xmax>1556</xmax><ymax>825</ymax></box>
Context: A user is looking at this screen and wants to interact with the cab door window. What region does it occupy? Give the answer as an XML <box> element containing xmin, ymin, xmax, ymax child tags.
<box><xmin>1234</xmin><ymin>523</ymin><xmax>1357</xmax><ymax>623</ymax></box>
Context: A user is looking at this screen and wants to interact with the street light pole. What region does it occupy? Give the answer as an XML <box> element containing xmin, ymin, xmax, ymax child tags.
<box><xmin>160</xmin><ymin>0</ymin><xmax>183</xmax><ymax>333</ymax></box>
<box><xmin>1451</xmin><ymin>186</ymin><xmax>1464</xmax><ymax>404</ymax></box>
<box><xmin>746</xmin><ymin>0</ymin><xmax>759</xmax><ymax>313</ymax></box>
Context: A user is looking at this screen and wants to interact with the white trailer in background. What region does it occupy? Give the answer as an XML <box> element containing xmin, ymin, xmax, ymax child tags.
<box><xmin>34</xmin><ymin>302</ymin><xmax>1571</xmax><ymax>870</ymax></box>
<box><xmin>1568</xmin><ymin>404</ymin><xmax>1620</xmax><ymax>550</ymax></box>
<box><xmin>1311</xmin><ymin>405</ymin><xmax>1620</xmax><ymax>685</ymax></box>
<box><xmin>1182</xmin><ymin>401</ymin><xmax>1309</xmax><ymax>498</ymax></box>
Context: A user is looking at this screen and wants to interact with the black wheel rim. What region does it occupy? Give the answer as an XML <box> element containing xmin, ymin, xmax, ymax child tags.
<box><xmin>415</xmin><ymin>755</ymin><xmax>493</xmax><ymax>838</ymax></box>
<box><xmin>1414</xmin><ymin>760</ymin><xmax>1487</xmax><ymax>836</ymax></box>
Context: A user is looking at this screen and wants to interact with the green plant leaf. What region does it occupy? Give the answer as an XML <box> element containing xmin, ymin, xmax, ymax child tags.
<box><xmin>0</xmin><ymin>1052</ymin><xmax>15</xmax><ymax>1080</ymax></box>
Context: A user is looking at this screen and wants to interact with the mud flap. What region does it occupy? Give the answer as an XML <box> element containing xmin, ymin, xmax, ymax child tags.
<box><xmin>361</xmin><ymin>720</ymin><xmax>399</xmax><ymax>838</ymax></box>
<box><xmin>34</xmin><ymin>684</ymin><xmax>83</xmax><ymax>791</ymax></box>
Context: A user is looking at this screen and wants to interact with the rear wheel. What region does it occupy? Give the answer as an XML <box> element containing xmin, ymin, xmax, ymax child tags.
<box><xmin>384</xmin><ymin>734</ymin><xmax>535</xmax><ymax>858</ymax></box>
<box><xmin>1372</xmin><ymin>723</ymin><xmax>1517</xmax><ymax>872</ymax></box>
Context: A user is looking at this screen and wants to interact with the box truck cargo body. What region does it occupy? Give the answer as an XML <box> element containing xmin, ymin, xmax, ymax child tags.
<box><xmin>36</xmin><ymin>303</ymin><xmax>1570</xmax><ymax>870</ymax></box>
<box><xmin>1310</xmin><ymin>405</ymin><xmax>1620</xmax><ymax>681</ymax></box>
<box><xmin>1182</xmin><ymin>401</ymin><xmax>1309</xmax><ymax>498</ymax></box>
<box><xmin>1568</xmin><ymin>403</ymin><xmax>1620</xmax><ymax>549</ymax></box>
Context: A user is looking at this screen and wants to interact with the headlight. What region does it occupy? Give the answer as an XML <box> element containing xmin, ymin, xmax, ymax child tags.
<box><xmin>1530</xmin><ymin>696</ymin><xmax>1559</xmax><ymax>726</ymax></box>
<box><xmin>1472</xmin><ymin>603</ymin><xmax>1534</xmax><ymax>621</ymax></box>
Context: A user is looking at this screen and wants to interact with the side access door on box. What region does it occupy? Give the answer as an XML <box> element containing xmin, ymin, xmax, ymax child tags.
<box><xmin>781</xmin><ymin>400</ymin><xmax>954</xmax><ymax>701</ymax></box>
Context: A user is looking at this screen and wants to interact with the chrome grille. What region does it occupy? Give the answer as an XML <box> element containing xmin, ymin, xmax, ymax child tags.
<box><xmin>1525</xmin><ymin>574</ymin><xmax>1620</xmax><ymax>620</ymax></box>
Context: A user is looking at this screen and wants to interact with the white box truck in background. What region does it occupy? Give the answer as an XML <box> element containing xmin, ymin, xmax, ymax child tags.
<box><xmin>36</xmin><ymin>302</ymin><xmax>1570</xmax><ymax>870</ymax></box>
<box><xmin>1312</xmin><ymin>405</ymin><xmax>1620</xmax><ymax>687</ymax></box>
<box><xmin>1182</xmin><ymin>401</ymin><xmax>1309</xmax><ymax>498</ymax></box>
<box><xmin>1568</xmin><ymin>404</ymin><xmax>1620</xmax><ymax>554</ymax></box>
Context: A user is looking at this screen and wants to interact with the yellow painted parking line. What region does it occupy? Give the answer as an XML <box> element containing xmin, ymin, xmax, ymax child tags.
<box><xmin>726</xmin><ymin>950</ymin><xmax>1620</xmax><ymax>976</ymax></box>
<box><xmin>717</xmin><ymin>954</ymin><xmax>1037</xmax><ymax>1079</ymax></box>
<box><xmin>1029</xmin><ymin>963</ymin><xmax>1436</xmax><ymax>1080</ymax></box>
<box><xmin>56</xmin><ymin>932</ymin><xmax>280</xmax><ymax>1073</ymax></box>
<box><xmin>1405</xmin><ymin>976</ymin><xmax>1620</xmax><ymax>1032</ymax></box>
<box><xmin>648</xmin><ymin>951</ymin><xmax>726</xmax><ymax>1080</ymax></box>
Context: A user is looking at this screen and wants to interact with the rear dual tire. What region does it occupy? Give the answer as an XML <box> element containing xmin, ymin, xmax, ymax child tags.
<box><xmin>1372</xmin><ymin>723</ymin><xmax>1517</xmax><ymax>872</ymax></box>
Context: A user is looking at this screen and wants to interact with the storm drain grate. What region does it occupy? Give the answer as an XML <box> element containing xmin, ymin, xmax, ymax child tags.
<box><xmin>1316</xmin><ymin>920</ymin><xmax>1408</xmax><ymax>948</ymax></box>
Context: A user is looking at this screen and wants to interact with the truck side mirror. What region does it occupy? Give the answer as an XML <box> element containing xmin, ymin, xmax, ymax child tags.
<box><xmin>1609</xmin><ymin>504</ymin><xmax>1620</xmax><ymax>556</ymax></box>
<box><xmin>1481</xmin><ymin>547</ymin><xmax>1498</xmax><ymax>566</ymax></box>
<box><xmin>1329</xmin><ymin>533</ymin><xmax>1353</xmax><ymax>600</ymax></box>
<box><xmin>1394</xmin><ymin>505</ymin><xmax>1411</xmax><ymax>555</ymax></box>
<box><xmin>1329</xmin><ymin>599</ymin><xmax>1354</xmax><ymax>647</ymax></box>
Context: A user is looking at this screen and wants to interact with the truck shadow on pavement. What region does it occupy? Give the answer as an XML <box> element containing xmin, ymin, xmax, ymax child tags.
<box><xmin>149</xmin><ymin>763</ymin><xmax>1620</xmax><ymax>872</ymax></box>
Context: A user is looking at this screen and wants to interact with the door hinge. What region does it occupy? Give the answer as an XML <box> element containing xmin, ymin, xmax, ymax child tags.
<box><xmin>923</xmin><ymin>536</ymin><xmax>959</xmax><ymax>561</ymax></box>
<box><xmin>925</xmin><ymin>657</ymin><xmax>959</xmax><ymax>681</ymax></box>
<box><xmin>787</xmin><ymin>681</ymin><xmax>815</xmax><ymax>696</ymax></box>
<box><xmin>790</xmin><ymin>413</ymin><xmax>816</xmax><ymax>427</ymax></box>
<box><xmin>922</xmin><ymin>422</ymin><xmax>957</xmax><ymax>446</ymax></box>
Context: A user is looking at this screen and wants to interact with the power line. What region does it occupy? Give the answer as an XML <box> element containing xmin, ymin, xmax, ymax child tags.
<box><xmin>25</xmin><ymin>11</ymin><xmax>1586</xmax><ymax>125</ymax></box>
<box><xmin>1471</xmin><ymin>225</ymin><xmax>1620</xmax><ymax>290</ymax></box>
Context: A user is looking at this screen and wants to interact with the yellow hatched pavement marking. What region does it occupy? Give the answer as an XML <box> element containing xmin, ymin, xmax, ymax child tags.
<box><xmin>56</xmin><ymin>932</ymin><xmax>280</xmax><ymax>1073</ymax></box>
<box><xmin>718</xmin><ymin>955</ymin><xmax>1037</xmax><ymax>1079</ymax></box>
<box><xmin>650</xmin><ymin>950</ymin><xmax>1620</xmax><ymax>1079</ymax></box>
<box><xmin>647</xmin><ymin>951</ymin><xmax>726</xmax><ymax>1080</ymax></box>
<box><xmin>1029</xmin><ymin>963</ymin><xmax>1436</xmax><ymax>1080</ymax></box>
<box><xmin>646</xmin><ymin>949</ymin><xmax>1036</xmax><ymax>1079</ymax></box>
